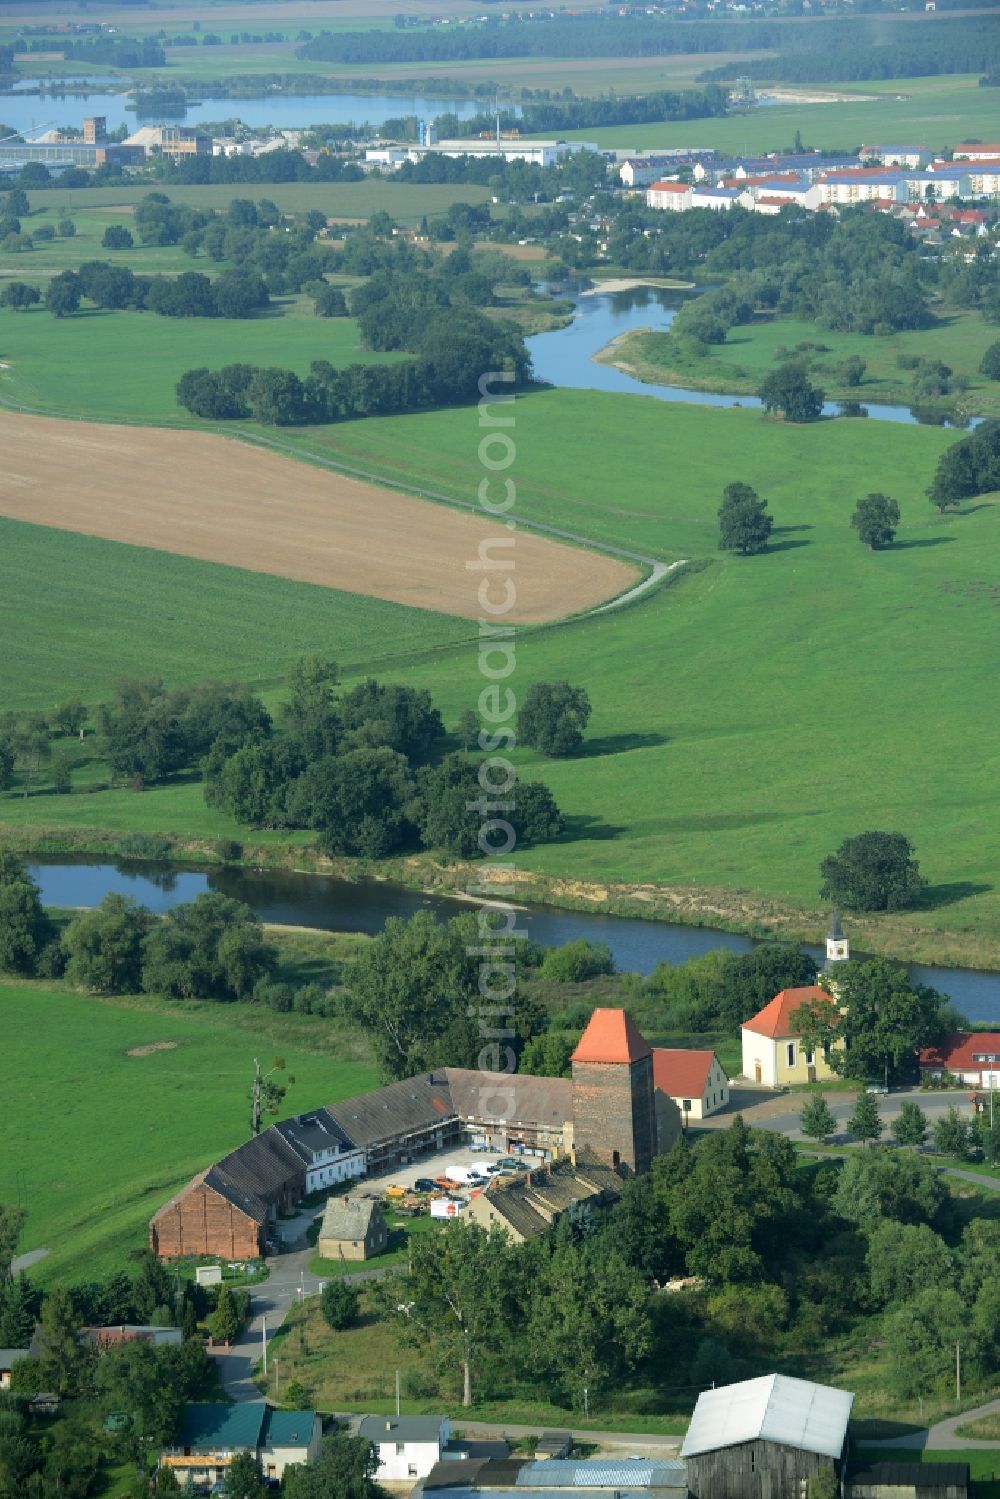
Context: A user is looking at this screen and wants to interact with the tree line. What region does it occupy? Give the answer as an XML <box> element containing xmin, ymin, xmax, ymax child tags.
<box><xmin>700</xmin><ymin>16</ymin><xmax>999</xmax><ymax>83</ymax></box>
<box><xmin>439</xmin><ymin>84</ymin><xmax>728</xmax><ymax>137</ymax></box>
<box><xmin>377</xmin><ymin>1118</ymin><xmax>1000</xmax><ymax>1413</ymax></box>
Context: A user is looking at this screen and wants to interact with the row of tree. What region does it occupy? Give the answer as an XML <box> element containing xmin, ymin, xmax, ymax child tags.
<box><xmin>44</xmin><ymin>262</ymin><xmax>270</xmax><ymax>320</ymax></box>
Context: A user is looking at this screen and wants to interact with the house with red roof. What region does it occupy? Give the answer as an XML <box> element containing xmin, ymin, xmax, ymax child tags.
<box><xmin>919</xmin><ymin>1034</ymin><xmax>1000</xmax><ymax>1087</ymax></box>
<box><xmin>740</xmin><ymin>985</ymin><xmax>840</xmax><ymax>1088</ymax></box>
<box><xmin>646</xmin><ymin>180</ymin><xmax>693</xmax><ymax>211</ymax></box>
<box><xmin>652</xmin><ymin>1048</ymin><xmax>730</xmax><ymax>1120</ymax></box>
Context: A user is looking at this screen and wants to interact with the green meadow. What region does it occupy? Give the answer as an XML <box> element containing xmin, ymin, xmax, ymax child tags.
<box><xmin>544</xmin><ymin>74</ymin><xmax>996</xmax><ymax>154</ymax></box>
<box><xmin>23</xmin><ymin>179</ymin><xmax>493</xmax><ymax>227</ymax></box>
<box><xmin>0</xmin><ymin>516</ymin><xmax>473</xmax><ymax>707</ymax></box>
<box><xmin>613</xmin><ymin>310</ymin><xmax>1000</xmax><ymax>421</ymax></box>
<box><xmin>0</xmin><ymin>981</ymin><xmax>378</xmax><ymax>1285</ymax></box>
<box><xmin>0</xmin><ymin>302</ymin><xmax>402</xmax><ymax>421</ymax></box>
<box><xmin>2</xmin><ymin>385</ymin><xmax>999</xmax><ymax>957</ymax></box>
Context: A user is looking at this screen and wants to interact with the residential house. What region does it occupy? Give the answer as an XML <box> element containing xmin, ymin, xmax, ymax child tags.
<box><xmin>317</xmin><ymin>1195</ymin><xmax>388</xmax><ymax>1261</ymax></box>
<box><xmin>860</xmin><ymin>145</ymin><xmax>931</xmax><ymax>168</ymax></box>
<box><xmin>682</xmin><ymin>1373</ymin><xmax>854</xmax><ymax>1499</ymax></box>
<box><xmin>919</xmin><ymin>1034</ymin><xmax>1000</xmax><ymax>1087</ymax></box>
<box><xmin>159</xmin><ymin>1403</ymin><xmax>321</xmax><ymax>1486</ymax></box>
<box><xmin>620</xmin><ymin>158</ymin><xmax>667</xmax><ymax>187</ymax></box>
<box><xmin>0</xmin><ymin>1349</ymin><xmax>28</xmax><ymax>1389</ymax></box>
<box><xmin>652</xmin><ymin>1049</ymin><xmax>729</xmax><ymax>1120</ymax></box>
<box><xmin>933</xmin><ymin>159</ymin><xmax>1000</xmax><ymax>196</ymax></box>
<box><xmin>358</xmin><ymin>1414</ymin><xmax>451</xmax><ymax>1482</ymax></box>
<box><xmin>816</xmin><ymin>171</ymin><xmax>909</xmax><ymax>206</ymax></box>
<box><xmin>274</xmin><ymin>1110</ymin><xmax>364</xmax><ymax>1192</ymax></box>
<box><xmin>647</xmin><ymin>181</ymin><xmax>692</xmax><ymax>210</ymax></box>
<box><xmin>741</xmin><ymin>986</ymin><xmax>839</xmax><ymax>1087</ymax></box>
<box><xmin>954</xmin><ymin>144</ymin><xmax>1000</xmax><ymax>161</ymax></box>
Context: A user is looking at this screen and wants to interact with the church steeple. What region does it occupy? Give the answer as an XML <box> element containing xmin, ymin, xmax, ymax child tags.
<box><xmin>825</xmin><ymin>910</ymin><xmax>849</xmax><ymax>968</ymax></box>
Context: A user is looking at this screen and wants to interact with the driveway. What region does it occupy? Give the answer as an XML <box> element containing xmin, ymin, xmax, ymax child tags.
<box><xmin>860</xmin><ymin>1396</ymin><xmax>1000</xmax><ymax>1452</ymax></box>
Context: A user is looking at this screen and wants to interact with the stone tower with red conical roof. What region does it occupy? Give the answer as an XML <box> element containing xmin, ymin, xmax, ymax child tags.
<box><xmin>570</xmin><ymin>1008</ymin><xmax>657</xmax><ymax>1175</ymax></box>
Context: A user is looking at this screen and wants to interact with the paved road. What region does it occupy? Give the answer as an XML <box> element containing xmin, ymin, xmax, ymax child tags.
<box><xmin>216</xmin><ymin>1212</ymin><xmax>387</xmax><ymax>1401</ymax></box>
<box><xmin>11</xmin><ymin>1247</ymin><xmax>49</xmax><ymax>1274</ymax></box>
<box><xmin>703</xmin><ymin>1083</ymin><xmax>984</xmax><ymax>1146</ymax></box>
<box><xmin>861</xmin><ymin>1396</ymin><xmax>1000</xmax><ymax>1452</ymax></box>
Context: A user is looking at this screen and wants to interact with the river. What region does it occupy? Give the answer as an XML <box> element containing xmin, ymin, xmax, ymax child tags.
<box><xmin>2</xmin><ymin>85</ymin><xmax>490</xmax><ymax>136</ymax></box>
<box><xmin>28</xmin><ymin>859</ymin><xmax>1000</xmax><ymax>1020</ymax></box>
<box><xmin>526</xmin><ymin>282</ymin><xmax>973</xmax><ymax>427</ymax></box>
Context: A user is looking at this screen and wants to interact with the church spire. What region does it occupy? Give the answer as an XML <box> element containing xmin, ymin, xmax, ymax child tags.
<box><xmin>825</xmin><ymin>911</ymin><xmax>849</xmax><ymax>968</ymax></box>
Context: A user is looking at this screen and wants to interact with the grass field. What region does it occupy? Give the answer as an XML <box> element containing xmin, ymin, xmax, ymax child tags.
<box><xmin>540</xmin><ymin>74</ymin><xmax>997</xmax><ymax>154</ymax></box>
<box><xmin>0</xmin><ymin>514</ymin><xmax>474</xmax><ymax>707</ymax></box>
<box><xmin>0</xmin><ymin>980</ymin><xmax>378</xmax><ymax>1285</ymax></box>
<box><xmin>3</xmin><ymin>385</ymin><xmax>1000</xmax><ymax>960</ymax></box>
<box><xmin>0</xmin><ymin>303</ymin><xmax>402</xmax><ymax>421</ymax></box>
<box><xmin>23</xmin><ymin>179</ymin><xmax>493</xmax><ymax>228</ymax></box>
<box><xmin>607</xmin><ymin>310</ymin><xmax>1000</xmax><ymax>421</ymax></box>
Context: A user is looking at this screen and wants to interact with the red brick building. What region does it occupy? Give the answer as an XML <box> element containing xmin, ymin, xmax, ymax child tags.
<box><xmin>571</xmin><ymin>1008</ymin><xmax>658</xmax><ymax>1175</ymax></box>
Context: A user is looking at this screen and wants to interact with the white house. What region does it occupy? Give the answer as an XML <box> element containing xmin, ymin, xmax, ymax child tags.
<box><xmin>816</xmin><ymin>172</ymin><xmax>909</xmax><ymax>206</ymax></box>
<box><xmin>689</xmin><ymin>187</ymin><xmax>740</xmax><ymax>211</ymax></box>
<box><xmin>932</xmin><ymin>159</ymin><xmax>1000</xmax><ymax>196</ymax></box>
<box><xmin>646</xmin><ymin>180</ymin><xmax>692</xmax><ymax>211</ymax></box>
<box><xmin>652</xmin><ymin>1048</ymin><xmax>730</xmax><ymax>1120</ymax></box>
<box><xmin>620</xmin><ymin>158</ymin><xmax>664</xmax><ymax>188</ymax></box>
<box><xmin>274</xmin><ymin>1112</ymin><xmax>364</xmax><ymax>1192</ymax></box>
<box><xmin>358</xmin><ymin>1415</ymin><xmax>451</xmax><ymax>1482</ymax></box>
<box><xmin>954</xmin><ymin>143</ymin><xmax>1000</xmax><ymax>161</ymax></box>
<box><xmin>860</xmin><ymin>145</ymin><xmax>931</xmax><ymax>168</ymax></box>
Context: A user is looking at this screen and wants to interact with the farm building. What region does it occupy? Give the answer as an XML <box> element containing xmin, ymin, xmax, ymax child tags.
<box><xmin>847</xmin><ymin>1464</ymin><xmax>970</xmax><ymax>1499</ymax></box>
<box><xmin>465</xmin><ymin>1150</ymin><xmax>624</xmax><ymax>1243</ymax></box>
<box><xmin>317</xmin><ymin>1195</ymin><xmax>388</xmax><ymax>1261</ymax></box>
<box><xmin>358</xmin><ymin>1415</ymin><xmax>451</xmax><ymax>1482</ymax></box>
<box><xmin>421</xmin><ymin>1456</ymin><xmax>689</xmax><ymax>1495</ymax></box>
<box><xmin>682</xmin><ymin>1374</ymin><xmax>854</xmax><ymax>1499</ymax></box>
<box><xmin>151</xmin><ymin>1008</ymin><xmax>675</xmax><ymax>1259</ymax></box>
<box><xmin>652</xmin><ymin>1048</ymin><xmax>729</xmax><ymax>1120</ymax></box>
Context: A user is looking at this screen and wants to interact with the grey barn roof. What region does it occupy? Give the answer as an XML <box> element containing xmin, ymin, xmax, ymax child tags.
<box><xmin>519</xmin><ymin>1460</ymin><xmax>688</xmax><ymax>1488</ymax></box>
<box><xmin>326</xmin><ymin>1072</ymin><xmax>456</xmax><ymax>1148</ymax></box>
<box><xmin>681</xmin><ymin>1374</ymin><xmax>854</xmax><ymax>1460</ymax></box>
<box><xmin>274</xmin><ymin>1110</ymin><xmax>354</xmax><ymax>1161</ymax></box>
<box><xmin>446</xmin><ymin>1069</ymin><xmax>573</xmax><ymax>1130</ymax></box>
<box><xmin>358</xmin><ymin>1415</ymin><xmax>445</xmax><ymax>1443</ymax></box>
<box><xmin>849</xmin><ymin>1464</ymin><xmax>970</xmax><ymax>1489</ymax></box>
<box><xmin>319</xmin><ymin>1196</ymin><xmax>380</xmax><ymax>1241</ymax></box>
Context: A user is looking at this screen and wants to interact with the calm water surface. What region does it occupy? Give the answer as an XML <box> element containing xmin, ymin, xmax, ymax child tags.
<box><xmin>29</xmin><ymin>859</ymin><xmax>1000</xmax><ymax>1020</ymax></box>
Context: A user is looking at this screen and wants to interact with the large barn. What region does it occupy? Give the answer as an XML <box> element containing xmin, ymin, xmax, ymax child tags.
<box><xmin>682</xmin><ymin>1374</ymin><xmax>854</xmax><ymax>1499</ymax></box>
<box><xmin>150</xmin><ymin>1009</ymin><xmax>682</xmax><ymax>1260</ymax></box>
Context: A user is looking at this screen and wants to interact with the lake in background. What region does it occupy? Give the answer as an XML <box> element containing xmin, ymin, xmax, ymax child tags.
<box><xmin>3</xmin><ymin>87</ymin><xmax>494</xmax><ymax>135</ymax></box>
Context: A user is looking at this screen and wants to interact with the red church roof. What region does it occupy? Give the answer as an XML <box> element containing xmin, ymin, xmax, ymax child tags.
<box><xmin>571</xmin><ymin>1008</ymin><xmax>651</xmax><ymax>1065</ymax></box>
<box><xmin>652</xmin><ymin>1047</ymin><xmax>718</xmax><ymax>1098</ymax></box>
<box><xmin>742</xmin><ymin>985</ymin><xmax>836</xmax><ymax>1040</ymax></box>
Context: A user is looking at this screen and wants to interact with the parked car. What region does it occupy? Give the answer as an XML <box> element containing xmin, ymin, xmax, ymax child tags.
<box><xmin>413</xmin><ymin>1178</ymin><xmax>437</xmax><ymax>1193</ymax></box>
<box><xmin>866</xmin><ymin>1082</ymin><xmax>890</xmax><ymax>1095</ymax></box>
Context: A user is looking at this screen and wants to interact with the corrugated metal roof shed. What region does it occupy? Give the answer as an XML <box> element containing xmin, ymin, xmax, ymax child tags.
<box><xmin>681</xmin><ymin>1374</ymin><xmax>854</xmax><ymax>1460</ymax></box>
<box><xmin>519</xmin><ymin>1460</ymin><xmax>687</xmax><ymax>1488</ymax></box>
<box><xmin>849</xmin><ymin>1464</ymin><xmax>970</xmax><ymax>1488</ymax></box>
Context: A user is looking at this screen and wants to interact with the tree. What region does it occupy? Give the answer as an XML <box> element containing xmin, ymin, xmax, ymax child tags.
<box><xmin>867</xmin><ymin>1220</ymin><xmax>954</xmax><ymax>1307</ymax></box>
<box><xmin>758</xmin><ymin>365</ymin><xmax>824</xmax><ymax>422</ymax></box>
<box><xmin>519</xmin><ymin>681</ymin><xmax>592</xmax><ymax>757</ymax></box>
<box><xmin>0</xmin><ymin>855</ymin><xmax>54</xmax><ymax>975</ymax></box>
<box><xmin>852</xmin><ymin>492</ymin><xmax>900</xmax><ymax>550</ymax></box>
<box><xmin>848</xmin><ymin>1087</ymin><xmax>882</xmax><ymax>1145</ymax></box>
<box><xmin>36</xmin><ymin>1287</ymin><xmax>91</xmax><ymax>1397</ymax></box>
<box><xmin>518</xmin><ymin>1031</ymin><xmax>575</xmax><ymax>1078</ymax></box>
<box><xmin>223</xmin><ymin>1451</ymin><xmax>266</xmax><ymax>1499</ymax></box>
<box><xmin>833</xmin><ymin>1148</ymin><xmax>948</xmax><ymax>1231</ymax></box>
<box><xmin>799</xmin><ymin>959</ymin><xmax>946</xmax><ymax>1084</ymax></box>
<box><xmin>249</xmin><ymin>1057</ymin><xmax>290</xmax><ymax>1136</ymax></box>
<box><xmin>526</xmin><ymin>1243</ymin><xmax>651</xmax><ymax>1409</ymax></box>
<box><xmin>540</xmin><ymin>939</ymin><xmax>614</xmax><ymax>982</ymax></box>
<box><xmin>57</xmin><ymin>218</ymin><xmax>75</xmax><ymax>238</ymax></box>
<box><xmin>286</xmin><ymin>748</ymin><xmax>415</xmax><ymax>858</ymax></box>
<box><xmin>208</xmin><ymin>1283</ymin><xmax>241</xmax><ymax>1346</ymax></box>
<box><xmin>53</xmin><ymin>698</ymin><xmax>87</xmax><ymax>738</ymax></box>
<box><xmin>141</xmin><ymin>893</ymin><xmax>276</xmax><ymax>1001</ymax></box>
<box><xmin>45</xmin><ymin>271</ymin><xmax>81</xmax><ymax>317</ymax></box>
<box><xmin>314</xmin><ymin>283</ymin><xmax>348</xmax><ymax>317</ymax></box>
<box><xmin>928</xmin><ymin>421</ymin><xmax>1000</xmax><ymax>511</ymax></box>
<box><xmin>102</xmin><ymin>224</ymin><xmax>134</xmax><ymax>250</ymax></box>
<box><xmin>283</xmin><ymin>1425</ymin><xmax>389</xmax><ymax>1499</ymax></box>
<box><xmin>667</xmin><ymin>1118</ymin><xmax>803</xmax><ymax>1284</ymax></box>
<box><xmin>799</xmin><ymin>1094</ymin><xmax>837</xmax><ymax>1143</ymax></box>
<box><xmin>399</xmin><ymin>1223</ymin><xmax>519</xmax><ymax>1405</ymax></box>
<box><xmin>130</xmin><ymin>1250</ymin><xmax>174</xmax><ymax>1324</ymax></box>
<box><xmin>981</xmin><ymin>342</ymin><xmax>1000</xmax><ymax>381</ymax></box>
<box><xmin>0</xmin><ymin>1204</ymin><xmax>26</xmax><ymax>1285</ymax></box>
<box><xmin>456</xmin><ymin>708</ymin><xmax>479</xmax><ymax>751</ymax></box>
<box><xmin>891</xmin><ymin>1099</ymin><xmax>928</xmax><ymax>1147</ymax></box>
<box><xmin>0</xmin><ymin>281</ymin><xmax>40</xmax><ymax>311</ymax></box>
<box><xmin>820</xmin><ymin>831</ymin><xmax>926</xmax><ymax>912</ymax></box>
<box><xmin>0</xmin><ymin>1273</ymin><xmax>37</xmax><ymax>1347</ymax></box>
<box><xmin>884</xmin><ymin>1286</ymin><xmax>966</xmax><ymax>1398</ymax></box>
<box><xmin>933</xmin><ymin>1105</ymin><xmax>974</xmax><ymax>1160</ymax></box>
<box><xmin>838</xmin><ymin>355</ymin><xmax>867</xmax><ymax>388</ymax></box>
<box><xmin>320</xmin><ymin>1280</ymin><xmax>359</xmax><ymax>1331</ymax></box>
<box><xmin>63</xmin><ymin>894</ymin><xmax>154</xmax><ymax>994</ymax></box>
<box><xmin>717</xmin><ymin>481</ymin><xmax>773</xmax><ymax>556</ymax></box>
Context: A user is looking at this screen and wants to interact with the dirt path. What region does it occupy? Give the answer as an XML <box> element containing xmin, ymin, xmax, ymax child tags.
<box><xmin>0</xmin><ymin>410</ymin><xmax>638</xmax><ymax>625</ymax></box>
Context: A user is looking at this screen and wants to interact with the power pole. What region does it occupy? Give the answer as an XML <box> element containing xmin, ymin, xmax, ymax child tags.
<box><xmin>956</xmin><ymin>1341</ymin><xmax>961</xmax><ymax>1403</ymax></box>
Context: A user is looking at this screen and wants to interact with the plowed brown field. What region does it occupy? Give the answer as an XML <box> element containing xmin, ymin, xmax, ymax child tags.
<box><xmin>0</xmin><ymin>413</ymin><xmax>637</xmax><ymax>622</ymax></box>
